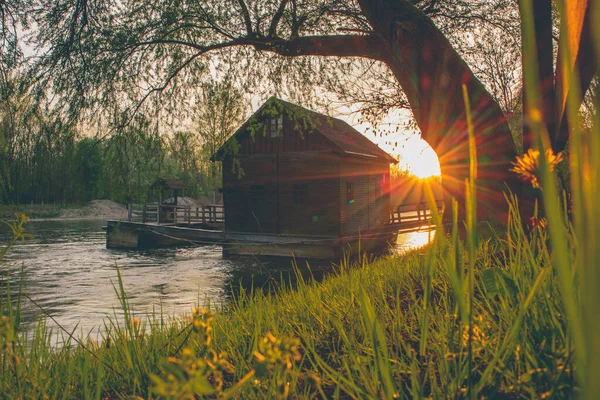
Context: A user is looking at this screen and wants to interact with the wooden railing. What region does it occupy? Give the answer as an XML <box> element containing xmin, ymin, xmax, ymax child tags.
<box><xmin>126</xmin><ymin>201</ymin><xmax>439</xmax><ymax>227</ymax></box>
<box><xmin>127</xmin><ymin>203</ymin><xmax>224</xmax><ymax>225</ymax></box>
<box><xmin>389</xmin><ymin>200</ymin><xmax>444</xmax><ymax>224</ymax></box>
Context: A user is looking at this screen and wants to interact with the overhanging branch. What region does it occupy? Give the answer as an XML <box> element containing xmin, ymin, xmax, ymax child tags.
<box><xmin>123</xmin><ymin>33</ymin><xmax>390</xmax><ymax>64</ymax></box>
<box><xmin>253</xmin><ymin>34</ymin><xmax>390</xmax><ymax>62</ymax></box>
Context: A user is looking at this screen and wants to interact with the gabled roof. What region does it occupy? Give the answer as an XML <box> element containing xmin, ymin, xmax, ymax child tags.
<box><xmin>152</xmin><ymin>177</ymin><xmax>186</xmax><ymax>190</ymax></box>
<box><xmin>212</xmin><ymin>97</ymin><xmax>397</xmax><ymax>163</ymax></box>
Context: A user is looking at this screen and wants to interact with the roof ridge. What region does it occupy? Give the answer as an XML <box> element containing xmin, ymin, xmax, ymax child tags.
<box><xmin>212</xmin><ymin>97</ymin><xmax>397</xmax><ymax>163</ymax></box>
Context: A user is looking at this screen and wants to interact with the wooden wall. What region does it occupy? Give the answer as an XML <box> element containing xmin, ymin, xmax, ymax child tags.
<box><xmin>278</xmin><ymin>152</ymin><xmax>339</xmax><ymax>235</ymax></box>
<box><xmin>339</xmin><ymin>158</ymin><xmax>390</xmax><ymax>235</ymax></box>
<box><xmin>222</xmin><ymin>152</ymin><xmax>340</xmax><ymax>235</ymax></box>
<box><xmin>223</xmin><ymin>154</ymin><xmax>277</xmax><ymax>233</ymax></box>
<box><xmin>222</xmin><ymin>114</ymin><xmax>391</xmax><ymax>237</ymax></box>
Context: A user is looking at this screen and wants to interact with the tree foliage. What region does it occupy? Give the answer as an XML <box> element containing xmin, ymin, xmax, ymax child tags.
<box><xmin>6</xmin><ymin>0</ymin><xmax>596</xmax><ymax>218</ymax></box>
<box><xmin>23</xmin><ymin>0</ymin><xmax>522</xmax><ymax>124</ymax></box>
<box><xmin>0</xmin><ymin>76</ymin><xmax>246</xmax><ymax>205</ymax></box>
<box><xmin>18</xmin><ymin>0</ymin><xmax>524</xmax><ymax>216</ymax></box>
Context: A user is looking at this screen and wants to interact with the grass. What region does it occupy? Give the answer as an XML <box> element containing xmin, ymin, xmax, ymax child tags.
<box><xmin>0</xmin><ymin>196</ymin><xmax>584</xmax><ymax>398</ymax></box>
<box><xmin>1</xmin><ymin>3</ymin><xmax>599</xmax><ymax>399</ymax></box>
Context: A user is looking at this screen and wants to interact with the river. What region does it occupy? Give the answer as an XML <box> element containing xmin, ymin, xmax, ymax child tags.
<box><xmin>0</xmin><ymin>219</ymin><xmax>433</xmax><ymax>342</ymax></box>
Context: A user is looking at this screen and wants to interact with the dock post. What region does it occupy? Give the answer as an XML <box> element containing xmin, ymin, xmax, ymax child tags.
<box><xmin>142</xmin><ymin>204</ymin><xmax>147</xmax><ymax>223</ymax></box>
<box><xmin>202</xmin><ymin>206</ymin><xmax>206</xmax><ymax>224</ymax></box>
<box><xmin>187</xmin><ymin>206</ymin><xmax>191</xmax><ymax>225</ymax></box>
<box><xmin>128</xmin><ymin>203</ymin><xmax>132</xmax><ymax>222</ymax></box>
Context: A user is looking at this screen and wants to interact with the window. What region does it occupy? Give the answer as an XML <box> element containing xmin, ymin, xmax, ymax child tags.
<box><xmin>293</xmin><ymin>183</ymin><xmax>308</xmax><ymax>204</ymax></box>
<box><xmin>250</xmin><ymin>185</ymin><xmax>265</xmax><ymax>204</ymax></box>
<box><xmin>270</xmin><ymin>115</ymin><xmax>283</xmax><ymax>138</ymax></box>
<box><xmin>346</xmin><ymin>182</ymin><xmax>355</xmax><ymax>204</ymax></box>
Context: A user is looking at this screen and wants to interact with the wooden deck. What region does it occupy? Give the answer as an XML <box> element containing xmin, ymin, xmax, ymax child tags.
<box><xmin>390</xmin><ymin>200</ymin><xmax>443</xmax><ymax>225</ymax></box>
<box><xmin>127</xmin><ymin>203</ymin><xmax>224</xmax><ymax>227</ymax></box>
<box><xmin>106</xmin><ymin>201</ymin><xmax>441</xmax><ymax>259</ymax></box>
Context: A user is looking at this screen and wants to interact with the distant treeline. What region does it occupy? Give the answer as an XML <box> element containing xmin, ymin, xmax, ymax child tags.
<box><xmin>0</xmin><ymin>81</ymin><xmax>245</xmax><ymax>206</ymax></box>
<box><xmin>0</xmin><ymin>125</ymin><xmax>222</xmax><ymax>205</ymax></box>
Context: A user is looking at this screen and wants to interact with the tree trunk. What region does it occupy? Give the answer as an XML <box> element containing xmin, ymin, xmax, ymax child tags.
<box><xmin>522</xmin><ymin>0</ymin><xmax>555</xmax><ymax>152</ymax></box>
<box><xmin>554</xmin><ymin>0</ymin><xmax>596</xmax><ymax>152</ymax></box>
<box><xmin>358</xmin><ymin>0</ymin><xmax>520</xmax><ymax>222</ymax></box>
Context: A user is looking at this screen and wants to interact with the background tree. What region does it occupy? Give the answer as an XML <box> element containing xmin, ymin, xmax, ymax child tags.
<box><xmin>0</xmin><ymin>74</ymin><xmax>247</xmax><ymax>205</ymax></box>
<box><xmin>196</xmin><ymin>81</ymin><xmax>247</xmax><ymax>192</ymax></box>
<box><xmin>523</xmin><ymin>0</ymin><xmax>596</xmax><ymax>153</ymax></box>
<box><xmin>21</xmin><ymin>0</ymin><xmax>596</xmax><ymax>218</ymax></box>
<box><xmin>21</xmin><ymin>0</ymin><xmax>523</xmax><ymax>219</ymax></box>
<box><xmin>168</xmin><ymin>130</ymin><xmax>202</xmax><ymax>193</ymax></box>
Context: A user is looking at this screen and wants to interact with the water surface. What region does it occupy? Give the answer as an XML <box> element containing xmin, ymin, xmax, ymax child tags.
<box><xmin>0</xmin><ymin>219</ymin><xmax>432</xmax><ymax>341</ymax></box>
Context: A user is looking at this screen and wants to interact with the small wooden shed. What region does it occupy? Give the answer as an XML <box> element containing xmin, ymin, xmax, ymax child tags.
<box><xmin>150</xmin><ymin>177</ymin><xmax>186</xmax><ymax>205</ymax></box>
<box><xmin>212</xmin><ymin>97</ymin><xmax>397</xmax><ymax>239</ymax></box>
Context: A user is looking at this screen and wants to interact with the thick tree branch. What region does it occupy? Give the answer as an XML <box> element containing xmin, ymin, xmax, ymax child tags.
<box><xmin>253</xmin><ymin>34</ymin><xmax>390</xmax><ymax>63</ymax></box>
<box><xmin>124</xmin><ymin>34</ymin><xmax>390</xmax><ymax>64</ymax></box>
<box><xmin>236</xmin><ymin>0</ymin><xmax>253</xmax><ymax>35</ymax></box>
<box><xmin>268</xmin><ymin>0</ymin><xmax>289</xmax><ymax>37</ymax></box>
<box><xmin>106</xmin><ymin>33</ymin><xmax>390</xmax><ymax>133</ymax></box>
<box><xmin>357</xmin><ymin>0</ymin><xmax>518</xmax><ymax>220</ymax></box>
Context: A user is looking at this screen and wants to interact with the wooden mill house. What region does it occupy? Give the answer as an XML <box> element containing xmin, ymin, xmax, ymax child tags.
<box><xmin>106</xmin><ymin>98</ymin><xmax>438</xmax><ymax>257</ymax></box>
<box><xmin>211</xmin><ymin>97</ymin><xmax>398</xmax><ymax>257</ymax></box>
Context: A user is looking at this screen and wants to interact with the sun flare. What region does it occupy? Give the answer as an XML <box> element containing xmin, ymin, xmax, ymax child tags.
<box><xmin>394</xmin><ymin>136</ymin><xmax>441</xmax><ymax>179</ymax></box>
<box><xmin>338</xmin><ymin>113</ymin><xmax>441</xmax><ymax>179</ymax></box>
<box><xmin>405</xmin><ymin>145</ymin><xmax>441</xmax><ymax>179</ymax></box>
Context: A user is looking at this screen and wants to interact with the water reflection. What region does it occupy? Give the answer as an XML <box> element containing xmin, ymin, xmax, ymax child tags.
<box><xmin>0</xmin><ymin>219</ymin><xmax>434</xmax><ymax>342</ymax></box>
<box><xmin>395</xmin><ymin>226</ymin><xmax>435</xmax><ymax>254</ymax></box>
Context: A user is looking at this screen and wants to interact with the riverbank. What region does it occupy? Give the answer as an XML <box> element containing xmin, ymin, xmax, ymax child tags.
<box><xmin>0</xmin><ymin>201</ymin><xmax>578</xmax><ymax>398</ymax></box>
<box><xmin>0</xmin><ymin>196</ymin><xmax>219</xmax><ymax>222</ymax></box>
<box><xmin>0</xmin><ymin>200</ymin><xmax>128</xmax><ymax>221</ymax></box>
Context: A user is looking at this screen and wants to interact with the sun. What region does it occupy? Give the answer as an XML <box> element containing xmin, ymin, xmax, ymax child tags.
<box><xmin>397</xmin><ymin>136</ymin><xmax>441</xmax><ymax>179</ymax></box>
<box><xmin>332</xmin><ymin>111</ymin><xmax>441</xmax><ymax>179</ymax></box>
<box><xmin>406</xmin><ymin>146</ymin><xmax>441</xmax><ymax>178</ymax></box>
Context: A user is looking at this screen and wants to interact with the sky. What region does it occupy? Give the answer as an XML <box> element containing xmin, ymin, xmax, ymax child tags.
<box><xmin>246</xmin><ymin>94</ymin><xmax>442</xmax><ymax>179</ymax></box>
<box><xmin>15</xmin><ymin>19</ymin><xmax>441</xmax><ymax>179</ymax></box>
<box><xmin>339</xmin><ymin>109</ymin><xmax>441</xmax><ymax>178</ymax></box>
<box><xmin>16</xmin><ymin>23</ymin><xmax>441</xmax><ymax>179</ymax></box>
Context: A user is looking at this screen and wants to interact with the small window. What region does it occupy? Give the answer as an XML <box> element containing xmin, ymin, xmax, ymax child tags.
<box><xmin>250</xmin><ymin>185</ymin><xmax>265</xmax><ymax>204</ymax></box>
<box><xmin>346</xmin><ymin>182</ymin><xmax>355</xmax><ymax>204</ymax></box>
<box><xmin>270</xmin><ymin>115</ymin><xmax>283</xmax><ymax>138</ymax></box>
<box><xmin>293</xmin><ymin>183</ymin><xmax>308</xmax><ymax>204</ymax></box>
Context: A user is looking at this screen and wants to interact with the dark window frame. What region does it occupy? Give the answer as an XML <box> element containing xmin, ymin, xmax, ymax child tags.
<box><xmin>270</xmin><ymin>115</ymin><xmax>283</xmax><ymax>138</ymax></box>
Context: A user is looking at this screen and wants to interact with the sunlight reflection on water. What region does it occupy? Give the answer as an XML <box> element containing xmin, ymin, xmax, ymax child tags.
<box><xmin>395</xmin><ymin>227</ymin><xmax>435</xmax><ymax>254</ymax></box>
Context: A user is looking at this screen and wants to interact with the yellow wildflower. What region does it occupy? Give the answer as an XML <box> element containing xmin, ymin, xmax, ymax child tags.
<box><xmin>511</xmin><ymin>148</ymin><xmax>564</xmax><ymax>189</ymax></box>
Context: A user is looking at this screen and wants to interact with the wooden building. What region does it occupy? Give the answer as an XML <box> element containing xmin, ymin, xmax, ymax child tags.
<box><xmin>212</xmin><ymin>98</ymin><xmax>397</xmax><ymax>245</ymax></box>
<box><xmin>150</xmin><ymin>177</ymin><xmax>186</xmax><ymax>205</ymax></box>
<box><xmin>149</xmin><ymin>177</ymin><xmax>188</xmax><ymax>223</ymax></box>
